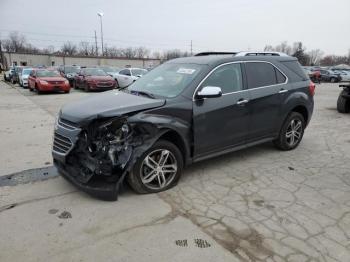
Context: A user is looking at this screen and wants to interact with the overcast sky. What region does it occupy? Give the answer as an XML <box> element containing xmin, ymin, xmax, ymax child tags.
<box><xmin>0</xmin><ymin>0</ymin><xmax>349</xmax><ymax>55</ymax></box>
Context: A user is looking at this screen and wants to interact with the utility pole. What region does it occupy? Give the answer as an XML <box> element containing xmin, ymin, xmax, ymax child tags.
<box><xmin>94</xmin><ymin>30</ymin><xmax>98</xmax><ymax>56</ymax></box>
<box><xmin>0</xmin><ymin>40</ymin><xmax>4</xmax><ymax>71</ymax></box>
<box><xmin>190</xmin><ymin>40</ymin><xmax>193</xmax><ymax>56</ymax></box>
<box><xmin>97</xmin><ymin>12</ymin><xmax>104</xmax><ymax>56</ymax></box>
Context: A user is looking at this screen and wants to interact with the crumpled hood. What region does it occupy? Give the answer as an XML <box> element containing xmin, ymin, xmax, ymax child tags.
<box><xmin>60</xmin><ymin>90</ymin><xmax>165</xmax><ymax>125</ymax></box>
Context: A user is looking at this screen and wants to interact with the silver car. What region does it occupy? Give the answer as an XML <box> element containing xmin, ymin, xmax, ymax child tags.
<box><xmin>19</xmin><ymin>68</ymin><xmax>33</xmax><ymax>88</ymax></box>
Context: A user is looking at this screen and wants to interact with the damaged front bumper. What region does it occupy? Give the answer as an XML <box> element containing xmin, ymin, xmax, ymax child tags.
<box><xmin>52</xmin><ymin>117</ymin><xmax>134</xmax><ymax>200</ymax></box>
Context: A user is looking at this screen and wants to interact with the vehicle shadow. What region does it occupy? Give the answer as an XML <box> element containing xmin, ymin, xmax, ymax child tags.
<box><xmin>119</xmin><ymin>141</ymin><xmax>278</xmax><ymax>197</ymax></box>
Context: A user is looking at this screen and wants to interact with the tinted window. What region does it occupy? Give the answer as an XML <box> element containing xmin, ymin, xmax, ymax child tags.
<box><xmin>281</xmin><ymin>61</ymin><xmax>308</xmax><ymax>80</ymax></box>
<box><xmin>119</xmin><ymin>69</ymin><xmax>131</xmax><ymax>76</ymax></box>
<box><xmin>275</xmin><ymin>68</ymin><xmax>286</xmax><ymax>83</ymax></box>
<box><xmin>200</xmin><ymin>63</ymin><xmax>243</xmax><ymax>94</ymax></box>
<box><xmin>246</xmin><ymin>62</ymin><xmax>276</xmax><ymax>89</ymax></box>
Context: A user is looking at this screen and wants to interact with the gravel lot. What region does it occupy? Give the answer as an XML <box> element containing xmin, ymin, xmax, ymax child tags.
<box><xmin>0</xmin><ymin>79</ymin><xmax>350</xmax><ymax>262</ymax></box>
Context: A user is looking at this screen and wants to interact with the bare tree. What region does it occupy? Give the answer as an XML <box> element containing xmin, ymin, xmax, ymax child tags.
<box><xmin>42</xmin><ymin>45</ymin><xmax>55</xmax><ymax>54</ymax></box>
<box><xmin>135</xmin><ymin>47</ymin><xmax>150</xmax><ymax>58</ymax></box>
<box><xmin>307</xmin><ymin>49</ymin><xmax>324</xmax><ymax>66</ymax></box>
<box><xmin>320</xmin><ymin>55</ymin><xmax>349</xmax><ymax>66</ymax></box>
<box><xmin>78</xmin><ymin>41</ymin><xmax>95</xmax><ymax>56</ymax></box>
<box><xmin>2</xmin><ymin>31</ymin><xmax>27</xmax><ymax>52</ymax></box>
<box><xmin>276</xmin><ymin>41</ymin><xmax>292</xmax><ymax>55</ymax></box>
<box><xmin>105</xmin><ymin>46</ymin><xmax>122</xmax><ymax>57</ymax></box>
<box><xmin>61</xmin><ymin>41</ymin><xmax>77</xmax><ymax>55</ymax></box>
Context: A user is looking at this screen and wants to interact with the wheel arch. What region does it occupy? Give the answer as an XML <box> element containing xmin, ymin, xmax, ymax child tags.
<box><xmin>290</xmin><ymin>105</ymin><xmax>308</xmax><ymax>123</ymax></box>
<box><xmin>157</xmin><ymin>129</ymin><xmax>188</xmax><ymax>165</ymax></box>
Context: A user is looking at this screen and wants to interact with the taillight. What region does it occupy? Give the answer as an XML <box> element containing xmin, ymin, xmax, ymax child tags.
<box><xmin>309</xmin><ymin>82</ymin><xmax>315</xmax><ymax>96</ymax></box>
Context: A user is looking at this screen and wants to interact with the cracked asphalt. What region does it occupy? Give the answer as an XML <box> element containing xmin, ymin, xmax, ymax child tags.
<box><xmin>0</xmin><ymin>79</ymin><xmax>349</xmax><ymax>262</ymax></box>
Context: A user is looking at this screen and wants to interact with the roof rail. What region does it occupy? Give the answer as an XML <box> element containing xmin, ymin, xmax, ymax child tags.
<box><xmin>235</xmin><ymin>51</ymin><xmax>290</xmax><ymax>57</ymax></box>
<box><xmin>195</xmin><ymin>52</ymin><xmax>238</xmax><ymax>56</ymax></box>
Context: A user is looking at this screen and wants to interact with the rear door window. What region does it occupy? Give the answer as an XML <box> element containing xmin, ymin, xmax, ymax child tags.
<box><xmin>281</xmin><ymin>61</ymin><xmax>308</xmax><ymax>80</ymax></box>
<box><xmin>245</xmin><ymin>62</ymin><xmax>277</xmax><ymax>89</ymax></box>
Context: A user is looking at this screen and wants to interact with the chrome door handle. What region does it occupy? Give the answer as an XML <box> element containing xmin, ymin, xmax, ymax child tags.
<box><xmin>279</xmin><ymin>89</ymin><xmax>288</xmax><ymax>94</ymax></box>
<box><xmin>237</xmin><ymin>99</ymin><xmax>249</xmax><ymax>105</ymax></box>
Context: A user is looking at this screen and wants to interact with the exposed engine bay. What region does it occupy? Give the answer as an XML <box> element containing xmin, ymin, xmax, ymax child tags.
<box><xmin>66</xmin><ymin>117</ymin><xmax>139</xmax><ymax>184</ymax></box>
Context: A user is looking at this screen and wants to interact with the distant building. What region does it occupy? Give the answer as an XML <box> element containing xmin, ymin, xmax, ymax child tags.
<box><xmin>2</xmin><ymin>52</ymin><xmax>161</xmax><ymax>70</ymax></box>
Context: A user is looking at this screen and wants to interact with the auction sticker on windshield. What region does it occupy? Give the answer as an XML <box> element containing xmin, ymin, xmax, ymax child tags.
<box><xmin>177</xmin><ymin>68</ymin><xmax>196</xmax><ymax>74</ymax></box>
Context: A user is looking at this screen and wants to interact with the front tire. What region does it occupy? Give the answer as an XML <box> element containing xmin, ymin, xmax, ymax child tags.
<box><xmin>128</xmin><ymin>140</ymin><xmax>184</xmax><ymax>194</ymax></box>
<box><xmin>337</xmin><ymin>90</ymin><xmax>350</xmax><ymax>113</ymax></box>
<box><xmin>274</xmin><ymin>112</ymin><xmax>305</xmax><ymax>151</ymax></box>
<box><xmin>330</xmin><ymin>77</ymin><xmax>336</xmax><ymax>83</ymax></box>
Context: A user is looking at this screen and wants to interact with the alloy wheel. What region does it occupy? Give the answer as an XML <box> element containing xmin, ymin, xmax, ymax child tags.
<box><xmin>285</xmin><ymin>119</ymin><xmax>302</xmax><ymax>147</ymax></box>
<box><xmin>140</xmin><ymin>149</ymin><xmax>177</xmax><ymax>190</ymax></box>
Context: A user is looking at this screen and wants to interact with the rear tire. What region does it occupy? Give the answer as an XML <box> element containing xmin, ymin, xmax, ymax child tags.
<box><xmin>337</xmin><ymin>90</ymin><xmax>350</xmax><ymax>113</ymax></box>
<box><xmin>128</xmin><ymin>140</ymin><xmax>184</xmax><ymax>194</ymax></box>
<box><xmin>274</xmin><ymin>112</ymin><xmax>305</xmax><ymax>151</ymax></box>
<box><xmin>330</xmin><ymin>77</ymin><xmax>336</xmax><ymax>83</ymax></box>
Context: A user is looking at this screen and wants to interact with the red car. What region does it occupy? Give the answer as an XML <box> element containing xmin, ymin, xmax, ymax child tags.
<box><xmin>28</xmin><ymin>69</ymin><xmax>71</xmax><ymax>93</ymax></box>
<box><xmin>73</xmin><ymin>68</ymin><xmax>116</xmax><ymax>92</ymax></box>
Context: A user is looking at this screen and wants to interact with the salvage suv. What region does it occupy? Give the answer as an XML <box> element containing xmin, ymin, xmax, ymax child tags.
<box><xmin>52</xmin><ymin>51</ymin><xmax>315</xmax><ymax>200</ymax></box>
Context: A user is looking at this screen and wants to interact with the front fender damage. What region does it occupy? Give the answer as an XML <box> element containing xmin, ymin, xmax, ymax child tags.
<box><xmin>59</xmin><ymin>116</ymin><xmax>172</xmax><ymax>200</ymax></box>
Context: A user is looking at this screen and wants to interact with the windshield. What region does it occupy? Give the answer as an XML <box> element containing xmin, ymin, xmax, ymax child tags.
<box><xmin>131</xmin><ymin>69</ymin><xmax>147</xmax><ymax>76</ymax></box>
<box><xmin>128</xmin><ymin>63</ymin><xmax>203</xmax><ymax>98</ymax></box>
<box><xmin>84</xmin><ymin>68</ymin><xmax>107</xmax><ymax>76</ymax></box>
<box><xmin>65</xmin><ymin>66</ymin><xmax>80</xmax><ymax>73</ymax></box>
<box><xmin>36</xmin><ymin>70</ymin><xmax>61</xmax><ymax>77</ymax></box>
<box><xmin>22</xmin><ymin>69</ymin><xmax>32</xmax><ymax>75</ymax></box>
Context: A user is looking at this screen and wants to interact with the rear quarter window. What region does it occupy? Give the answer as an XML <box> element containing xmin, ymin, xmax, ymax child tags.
<box><xmin>280</xmin><ymin>61</ymin><xmax>308</xmax><ymax>81</ymax></box>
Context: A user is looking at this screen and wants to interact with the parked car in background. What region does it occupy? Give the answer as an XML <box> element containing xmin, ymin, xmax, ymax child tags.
<box><xmin>332</xmin><ymin>70</ymin><xmax>350</xmax><ymax>82</ymax></box>
<box><xmin>12</xmin><ymin>66</ymin><xmax>26</xmax><ymax>84</ymax></box>
<box><xmin>319</xmin><ymin>69</ymin><xmax>342</xmax><ymax>83</ymax></box>
<box><xmin>59</xmin><ymin>65</ymin><xmax>81</xmax><ymax>86</ymax></box>
<box><xmin>73</xmin><ymin>68</ymin><xmax>116</xmax><ymax>91</ymax></box>
<box><xmin>28</xmin><ymin>69</ymin><xmax>70</xmax><ymax>94</ymax></box>
<box><xmin>114</xmin><ymin>68</ymin><xmax>148</xmax><ymax>88</ymax></box>
<box><xmin>4</xmin><ymin>66</ymin><xmax>15</xmax><ymax>81</ymax></box>
<box><xmin>99</xmin><ymin>66</ymin><xmax>121</xmax><ymax>77</ymax></box>
<box><xmin>19</xmin><ymin>68</ymin><xmax>33</xmax><ymax>88</ymax></box>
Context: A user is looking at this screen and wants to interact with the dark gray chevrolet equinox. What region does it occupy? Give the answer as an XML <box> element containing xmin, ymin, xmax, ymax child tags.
<box><xmin>52</xmin><ymin>52</ymin><xmax>315</xmax><ymax>200</ymax></box>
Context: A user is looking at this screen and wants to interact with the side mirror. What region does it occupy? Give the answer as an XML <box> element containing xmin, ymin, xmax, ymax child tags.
<box><xmin>196</xmin><ymin>86</ymin><xmax>222</xmax><ymax>99</ymax></box>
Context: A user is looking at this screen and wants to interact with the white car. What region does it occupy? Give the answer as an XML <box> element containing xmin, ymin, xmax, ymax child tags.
<box><xmin>4</xmin><ymin>67</ymin><xmax>14</xmax><ymax>81</ymax></box>
<box><xmin>336</xmin><ymin>71</ymin><xmax>350</xmax><ymax>82</ymax></box>
<box><xmin>19</xmin><ymin>68</ymin><xmax>33</xmax><ymax>88</ymax></box>
<box><xmin>114</xmin><ymin>68</ymin><xmax>148</xmax><ymax>88</ymax></box>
